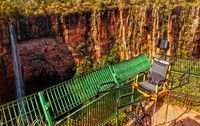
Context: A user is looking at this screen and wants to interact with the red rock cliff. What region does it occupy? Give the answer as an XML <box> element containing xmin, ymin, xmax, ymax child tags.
<box><xmin>18</xmin><ymin>37</ymin><xmax>75</xmax><ymax>95</ymax></box>
<box><xmin>0</xmin><ymin>20</ymin><xmax>16</xmax><ymax>104</ymax></box>
<box><xmin>0</xmin><ymin>5</ymin><xmax>199</xmax><ymax>104</ymax></box>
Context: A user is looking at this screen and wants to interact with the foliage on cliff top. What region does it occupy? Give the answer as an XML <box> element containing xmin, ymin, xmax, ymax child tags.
<box><xmin>0</xmin><ymin>0</ymin><xmax>200</xmax><ymax>21</ymax></box>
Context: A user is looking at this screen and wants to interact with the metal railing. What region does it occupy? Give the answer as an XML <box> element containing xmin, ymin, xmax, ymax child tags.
<box><xmin>58</xmin><ymin>88</ymin><xmax>133</xmax><ymax>126</ymax></box>
<box><xmin>0</xmin><ymin>93</ymin><xmax>46</xmax><ymax>126</ymax></box>
<box><xmin>0</xmin><ymin>54</ymin><xmax>151</xmax><ymax>126</ymax></box>
<box><xmin>172</xmin><ymin>57</ymin><xmax>200</xmax><ymax>76</ymax></box>
<box><xmin>1</xmin><ymin>54</ymin><xmax>199</xmax><ymax>126</ymax></box>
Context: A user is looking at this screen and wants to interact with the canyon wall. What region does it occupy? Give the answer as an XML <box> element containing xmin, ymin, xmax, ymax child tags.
<box><xmin>14</xmin><ymin>5</ymin><xmax>200</xmax><ymax>72</ymax></box>
<box><xmin>18</xmin><ymin>37</ymin><xmax>75</xmax><ymax>95</ymax></box>
<box><xmin>0</xmin><ymin>4</ymin><xmax>199</xmax><ymax>104</ymax></box>
<box><xmin>0</xmin><ymin>20</ymin><xmax>16</xmax><ymax>104</ymax></box>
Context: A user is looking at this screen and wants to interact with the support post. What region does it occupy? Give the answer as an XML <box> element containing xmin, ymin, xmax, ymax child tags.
<box><xmin>38</xmin><ymin>91</ymin><xmax>53</xmax><ymax>126</ymax></box>
<box><xmin>109</xmin><ymin>65</ymin><xmax>120</xmax><ymax>87</ymax></box>
<box><xmin>116</xmin><ymin>110</ymin><xmax>119</xmax><ymax>126</ymax></box>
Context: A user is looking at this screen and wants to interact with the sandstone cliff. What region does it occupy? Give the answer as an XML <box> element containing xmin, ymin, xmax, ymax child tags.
<box><xmin>0</xmin><ymin>2</ymin><xmax>199</xmax><ymax>104</ymax></box>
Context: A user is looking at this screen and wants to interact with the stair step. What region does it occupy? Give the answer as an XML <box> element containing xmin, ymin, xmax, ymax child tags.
<box><xmin>124</xmin><ymin>111</ymin><xmax>143</xmax><ymax>123</ymax></box>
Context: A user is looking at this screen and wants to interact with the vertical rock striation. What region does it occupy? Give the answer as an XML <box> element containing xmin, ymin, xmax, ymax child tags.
<box><xmin>0</xmin><ymin>4</ymin><xmax>200</xmax><ymax>104</ymax></box>
<box><xmin>0</xmin><ymin>20</ymin><xmax>16</xmax><ymax>104</ymax></box>
<box><xmin>190</xmin><ymin>6</ymin><xmax>200</xmax><ymax>58</ymax></box>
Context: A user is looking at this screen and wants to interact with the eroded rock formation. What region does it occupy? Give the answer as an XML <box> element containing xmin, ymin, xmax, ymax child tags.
<box><xmin>18</xmin><ymin>37</ymin><xmax>75</xmax><ymax>94</ymax></box>
<box><xmin>0</xmin><ymin>4</ymin><xmax>199</xmax><ymax>104</ymax></box>
<box><xmin>0</xmin><ymin>20</ymin><xmax>16</xmax><ymax>104</ymax></box>
<box><xmin>14</xmin><ymin>5</ymin><xmax>200</xmax><ymax>67</ymax></box>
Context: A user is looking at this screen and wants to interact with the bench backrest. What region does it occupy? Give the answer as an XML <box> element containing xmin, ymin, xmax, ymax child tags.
<box><xmin>111</xmin><ymin>54</ymin><xmax>151</xmax><ymax>85</ymax></box>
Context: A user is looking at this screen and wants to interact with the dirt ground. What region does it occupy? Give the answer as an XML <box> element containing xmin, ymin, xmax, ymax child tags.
<box><xmin>126</xmin><ymin>101</ymin><xmax>200</xmax><ymax>126</ymax></box>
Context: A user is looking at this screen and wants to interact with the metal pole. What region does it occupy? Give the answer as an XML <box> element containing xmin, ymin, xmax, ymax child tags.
<box><xmin>38</xmin><ymin>91</ymin><xmax>53</xmax><ymax>126</ymax></box>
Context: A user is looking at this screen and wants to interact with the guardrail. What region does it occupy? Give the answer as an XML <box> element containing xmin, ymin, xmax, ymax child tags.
<box><xmin>0</xmin><ymin>93</ymin><xmax>46</xmax><ymax>126</ymax></box>
<box><xmin>1</xmin><ymin>54</ymin><xmax>199</xmax><ymax>126</ymax></box>
<box><xmin>172</xmin><ymin>57</ymin><xmax>200</xmax><ymax>77</ymax></box>
<box><xmin>0</xmin><ymin>54</ymin><xmax>151</xmax><ymax>126</ymax></box>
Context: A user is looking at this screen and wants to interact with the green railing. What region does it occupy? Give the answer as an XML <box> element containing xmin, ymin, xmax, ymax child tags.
<box><xmin>172</xmin><ymin>57</ymin><xmax>200</xmax><ymax>76</ymax></box>
<box><xmin>156</xmin><ymin>54</ymin><xmax>200</xmax><ymax>76</ymax></box>
<box><xmin>1</xmin><ymin>54</ymin><xmax>199</xmax><ymax>126</ymax></box>
<box><xmin>0</xmin><ymin>54</ymin><xmax>150</xmax><ymax>126</ymax></box>
<box><xmin>58</xmin><ymin>88</ymin><xmax>133</xmax><ymax>126</ymax></box>
<box><xmin>43</xmin><ymin>66</ymin><xmax>115</xmax><ymax>121</ymax></box>
<box><xmin>0</xmin><ymin>93</ymin><xmax>46</xmax><ymax>126</ymax></box>
<box><xmin>111</xmin><ymin>54</ymin><xmax>151</xmax><ymax>85</ymax></box>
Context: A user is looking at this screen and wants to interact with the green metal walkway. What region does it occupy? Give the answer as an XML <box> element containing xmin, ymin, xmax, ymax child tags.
<box><xmin>0</xmin><ymin>54</ymin><xmax>199</xmax><ymax>126</ymax></box>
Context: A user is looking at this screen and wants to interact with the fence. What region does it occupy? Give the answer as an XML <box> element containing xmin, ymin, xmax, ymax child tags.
<box><xmin>1</xmin><ymin>54</ymin><xmax>199</xmax><ymax>126</ymax></box>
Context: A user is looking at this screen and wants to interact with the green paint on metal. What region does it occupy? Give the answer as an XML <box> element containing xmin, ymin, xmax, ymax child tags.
<box><xmin>38</xmin><ymin>91</ymin><xmax>52</xmax><ymax>126</ymax></box>
<box><xmin>0</xmin><ymin>54</ymin><xmax>151</xmax><ymax>126</ymax></box>
<box><xmin>56</xmin><ymin>89</ymin><xmax>132</xmax><ymax>126</ymax></box>
<box><xmin>109</xmin><ymin>65</ymin><xmax>121</xmax><ymax>87</ymax></box>
<box><xmin>0</xmin><ymin>94</ymin><xmax>46</xmax><ymax>126</ymax></box>
<box><xmin>111</xmin><ymin>54</ymin><xmax>151</xmax><ymax>85</ymax></box>
<box><xmin>172</xmin><ymin>57</ymin><xmax>200</xmax><ymax>77</ymax></box>
<box><xmin>116</xmin><ymin>108</ymin><xmax>119</xmax><ymax>126</ymax></box>
<box><xmin>42</xmin><ymin>66</ymin><xmax>115</xmax><ymax>120</ymax></box>
<box><xmin>1</xmin><ymin>54</ymin><xmax>198</xmax><ymax>126</ymax></box>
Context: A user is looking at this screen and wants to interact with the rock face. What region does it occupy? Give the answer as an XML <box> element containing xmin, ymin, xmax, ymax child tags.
<box><xmin>18</xmin><ymin>37</ymin><xmax>75</xmax><ymax>94</ymax></box>
<box><xmin>0</xmin><ymin>20</ymin><xmax>16</xmax><ymax>104</ymax></box>
<box><xmin>0</xmin><ymin>4</ymin><xmax>200</xmax><ymax>104</ymax></box>
<box><xmin>13</xmin><ymin>6</ymin><xmax>200</xmax><ymax>70</ymax></box>
<box><xmin>191</xmin><ymin>7</ymin><xmax>200</xmax><ymax>58</ymax></box>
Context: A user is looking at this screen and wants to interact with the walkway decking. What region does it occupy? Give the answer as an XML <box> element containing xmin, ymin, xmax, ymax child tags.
<box><xmin>126</xmin><ymin>101</ymin><xmax>200</xmax><ymax>126</ymax></box>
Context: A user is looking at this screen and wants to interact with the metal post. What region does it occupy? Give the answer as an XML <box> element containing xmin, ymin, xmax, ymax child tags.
<box><xmin>116</xmin><ymin>110</ymin><xmax>119</xmax><ymax>126</ymax></box>
<box><xmin>109</xmin><ymin>65</ymin><xmax>120</xmax><ymax>87</ymax></box>
<box><xmin>115</xmin><ymin>89</ymin><xmax>120</xmax><ymax>126</ymax></box>
<box><xmin>38</xmin><ymin>91</ymin><xmax>53</xmax><ymax>126</ymax></box>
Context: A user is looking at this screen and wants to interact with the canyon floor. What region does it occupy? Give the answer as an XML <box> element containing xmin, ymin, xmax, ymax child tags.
<box><xmin>126</xmin><ymin>101</ymin><xmax>200</xmax><ymax>126</ymax></box>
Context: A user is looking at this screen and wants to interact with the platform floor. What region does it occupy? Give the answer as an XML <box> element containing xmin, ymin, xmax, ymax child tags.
<box><xmin>126</xmin><ymin>101</ymin><xmax>200</xmax><ymax>126</ymax></box>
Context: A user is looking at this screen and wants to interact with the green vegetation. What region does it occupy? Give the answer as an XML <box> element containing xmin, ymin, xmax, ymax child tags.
<box><xmin>0</xmin><ymin>0</ymin><xmax>199</xmax><ymax>20</ymax></box>
<box><xmin>74</xmin><ymin>38</ymin><xmax>93</xmax><ymax>76</ymax></box>
<box><xmin>75</xmin><ymin>35</ymin><xmax>120</xmax><ymax>76</ymax></box>
<box><xmin>98</xmin><ymin>35</ymin><xmax>120</xmax><ymax>66</ymax></box>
